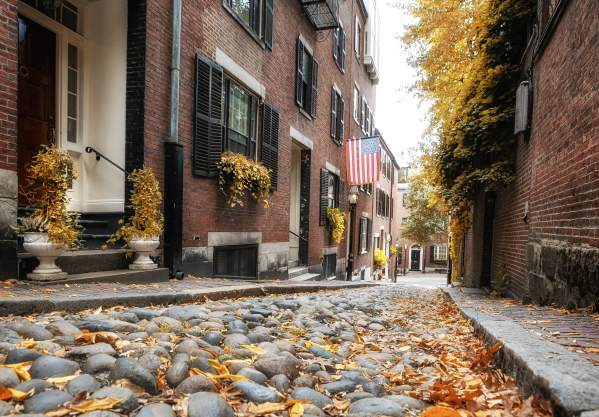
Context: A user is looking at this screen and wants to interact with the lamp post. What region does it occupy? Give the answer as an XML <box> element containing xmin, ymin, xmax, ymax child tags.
<box><xmin>403</xmin><ymin>244</ymin><xmax>408</xmax><ymax>276</ymax></box>
<box><xmin>346</xmin><ymin>186</ymin><xmax>359</xmax><ymax>281</ymax></box>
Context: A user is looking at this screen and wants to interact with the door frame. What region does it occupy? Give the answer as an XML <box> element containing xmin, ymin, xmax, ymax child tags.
<box><xmin>409</xmin><ymin>244</ymin><xmax>423</xmax><ymax>271</ymax></box>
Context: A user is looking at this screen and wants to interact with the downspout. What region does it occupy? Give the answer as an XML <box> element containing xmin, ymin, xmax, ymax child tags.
<box><xmin>163</xmin><ymin>0</ymin><xmax>184</xmax><ymax>279</ymax></box>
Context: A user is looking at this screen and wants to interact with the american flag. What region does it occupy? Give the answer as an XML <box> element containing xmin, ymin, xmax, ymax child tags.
<box><xmin>346</xmin><ymin>136</ymin><xmax>381</xmax><ymax>185</ymax></box>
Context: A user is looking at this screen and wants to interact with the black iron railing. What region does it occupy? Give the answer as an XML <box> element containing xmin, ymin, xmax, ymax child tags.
<box><xmin>299</xmin><ymin>0</ymin><xmax>339</xmax><ymax>30</ymax></box>
<box><xmin>85</xmin><ymin>146</ymin><xmax>126</xmax><ymax>174</ymax></box>
<box><xmin>289</xmin><ymin>230</ymin><xmax>308</xmax><ymax>243</ymax></box>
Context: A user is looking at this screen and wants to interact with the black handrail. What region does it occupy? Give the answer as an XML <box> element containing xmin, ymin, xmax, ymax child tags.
<box><xmin>289</xmin><ymin>230</ymin><xmax>308</xmax><ymax>243</ymax></box>
<box><xmin>85</xmin><ymin>146</ymin><xmax>126</xmax><ymax>174</ymax></box>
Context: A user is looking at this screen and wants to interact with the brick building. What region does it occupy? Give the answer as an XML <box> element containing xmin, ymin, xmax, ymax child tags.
<box><xmin>0</xmin><ymin>0</ymin><xmax>384</xmax><ymax>281</ymax></box>
<box><xmin>460</xmin><ymin>0</ymin><xmax>599</xmax><ymax>307</ymax></box>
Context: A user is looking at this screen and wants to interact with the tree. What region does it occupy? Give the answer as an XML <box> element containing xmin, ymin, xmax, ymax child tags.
<box><xmin>401</xmin><ymin>167</ymin><xmax>447</xmax><ymax>257</ymax></box>
<box><xmin>403</xmin><ymin>0</ymin><xmax>534</xmax><ymax>279</ymax></box>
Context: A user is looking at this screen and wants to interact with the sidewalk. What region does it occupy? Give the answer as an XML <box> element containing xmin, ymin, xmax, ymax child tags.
<box><xmin>0</xmin><ymin>276</ymin><xmax>377</xmax><ymax>316</ymax></box>
<box><xmin>445</xmin><ymin>286</ymin><xmax>599</xmax><ymax>417</ymax></box>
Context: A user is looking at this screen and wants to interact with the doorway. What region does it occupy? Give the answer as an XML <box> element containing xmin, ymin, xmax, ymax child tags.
<box><xmin>481</xmin><ymin>192</ymin><xmax>496</xmax><ymax>287</ymax></box>
<box><xmin>289</xmin><ymin>144</ymin><xmax>302</xmax><ymax>266</ymax></box>
<box><xmin>17</xmin><ymin>16</ymin><xmax>56</xmax><ymax>203</ymax></box>
<box><xmin>410</xmin><ymin>245</ymin><xmax>422</xmax><ymax>271</ymax></box>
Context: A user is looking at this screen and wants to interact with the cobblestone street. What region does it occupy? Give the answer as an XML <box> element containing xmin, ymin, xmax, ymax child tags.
<box><xmin>0</xmin><ymin>284</ymin><xmax>552</xmax><ymax>416</ymax></box>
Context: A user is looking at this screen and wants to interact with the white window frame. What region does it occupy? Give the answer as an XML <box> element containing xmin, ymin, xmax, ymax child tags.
<box><xmin>354</xmin><ymin>16</ymin><xmax>361</xmax><ymax>58</ymax></box>
<box><xmin>434</xmin><ymin>245</ymin><xmax>448</xmax><ymax>262</ymax></box>
<box><xmin>353</xmin><ymin>84</ymin><xmax>360</xmax><ymax>124</ymax></box>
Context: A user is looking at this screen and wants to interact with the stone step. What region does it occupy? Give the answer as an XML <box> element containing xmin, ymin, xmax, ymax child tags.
<box><xmin>288</xmin><ymin>266</ymin><xmax>309</xmax><ymax>279</ymax></box>
<box><xmin>288</xmin><ymin>272</ymin><xmax>321</xmax><ymax>282</ymax></box>
<box><xmin>24</xmin><ymin>268</ymin><xmax>170</xmax><ymax>285</ymax></box>
<box><xmin>18</xmin><ymin>249</ymin><xmax>132</xmax><ymax>277</ymax></box>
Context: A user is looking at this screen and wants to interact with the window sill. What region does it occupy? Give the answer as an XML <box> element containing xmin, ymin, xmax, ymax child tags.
<box><xmin>298</xmin><ymin>108</ymin><xmax>314</xmax><ymax>121</ymax></box>
<box><xmin>222</xmin><ymin>3</ymin><xmax>267</xmax><ymax>50</ymax></box>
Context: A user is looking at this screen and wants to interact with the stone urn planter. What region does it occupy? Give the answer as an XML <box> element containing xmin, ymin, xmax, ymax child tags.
<box><xmin>128</xmin><ymin>237</ymin><xmax>160</xmax><ymax>270</ymax></box>
<box><xmin>23</xmin><ymin>232</ymin><xmax>68</xmax><ymax>281</ymax></box>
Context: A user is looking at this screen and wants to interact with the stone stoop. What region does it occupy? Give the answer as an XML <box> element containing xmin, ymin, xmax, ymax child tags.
<box><xmin>26</xmin><ymin>268</ymin><xmax>170</xmax><ymax>285</ymax></box>
<box><xmin>288</xmin><ymin>272</ymin><xmax>321</xmax><ymax>282</ymax></box>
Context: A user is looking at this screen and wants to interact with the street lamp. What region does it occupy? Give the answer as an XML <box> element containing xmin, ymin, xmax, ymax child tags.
<box><xmin>403</xmin><ymin>244</ymin><xmax>408</xmax><ymax>276</ymax></box>
<box><xmin>346</xmin><ymin>186</ymin><xmax>359</xmax><ymax>281</ymax></box>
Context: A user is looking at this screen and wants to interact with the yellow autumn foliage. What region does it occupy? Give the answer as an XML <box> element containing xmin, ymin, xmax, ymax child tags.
<box><xmin>217</xmin><ymin>151</ymin><xmax>271</xmax><ymax>208</ymax></box>
<box><xmin>326</xmin><ymin>207</ymin><xmax>346</xmax><ymax>245</ymax></box>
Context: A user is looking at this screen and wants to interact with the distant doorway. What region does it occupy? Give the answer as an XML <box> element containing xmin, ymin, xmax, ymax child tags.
<box><xmin>410</xmin><ymin>245</ymin><xmax>422</xmax><ymax>271</ymax></box>
<box><xmin>17</xmin><ymin>16</ymin><xmax>56</xmax><ymax>203</ymax></box>
<box><xmin>481</xmin><ymin>192</ymin><xmax>496</xmax><ymax>287</ymax></box>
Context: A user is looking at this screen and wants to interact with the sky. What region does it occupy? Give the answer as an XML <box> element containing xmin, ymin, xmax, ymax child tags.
<box><xmin>375</xmin><ymin>0</ymin><xmax>429</xmax><ymax>164</ymax></box>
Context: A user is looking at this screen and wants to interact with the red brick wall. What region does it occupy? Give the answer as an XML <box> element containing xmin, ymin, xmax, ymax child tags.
<box><xmin>0</xmin><ymin>0</ymin><xmax>17</xmax><ymax>171</ymax></box>
<box><xmin>144</xmin><ymin>0</ymin><xmax>370</xmax><ymax>270</ymax></box>
<box><xmin>490</xmin><ymin>0</ymin><xmax>599</xmax><ymax>297</ymax></box>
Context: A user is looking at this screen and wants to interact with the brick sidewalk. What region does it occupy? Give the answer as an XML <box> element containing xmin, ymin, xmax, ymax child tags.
<box><xmin>447</xmin><ymin>287</ymin><xmax>599</xmax><ymax>366</ymax></box>
<box><xmin>0</xmin><ymin>276</ymin><xmax>377</xmax><ymax>315</ymax></box>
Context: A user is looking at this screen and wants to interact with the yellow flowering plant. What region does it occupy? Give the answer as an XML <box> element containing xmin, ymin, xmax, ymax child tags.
<box><xmin>374</xmin><ymin>248</ymin><xmax>387</xmax><ymax>269</ymax></box>
<box><xmin>15</xmin><ymin>146</ymin><xmax>80</xmax><ymax>248</ymax></box>
<box><xmin>217</xmin><ymin>151</ymin><xmax>271</xmax><ymax>208</ymax></box>
<box><xmin>326</xmin><ymin>207</ymin><xmax>346</xmax><ymax>245</ymax></box>
<box><xmin>390</xmin><ymin>245</ymin><xmax>399</xmax><ymax>257</ymax></box>
<box><xmin>109</xmin><ymin>168</ymin><xmax>163</xmax><ymax>244</ymax></box>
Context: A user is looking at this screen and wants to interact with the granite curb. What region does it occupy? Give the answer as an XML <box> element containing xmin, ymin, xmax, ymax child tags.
<box><xmin>0</xmin><ymin>281</ymin><xmax>377</xmax><ymax>316</ymax></box>
<box><xmin>443</xmin><ymin>287</ymin><xmax>599</xmax><ymax>417</ymax></box>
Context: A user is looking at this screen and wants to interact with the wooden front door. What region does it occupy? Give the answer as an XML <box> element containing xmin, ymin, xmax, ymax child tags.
<box><xmin>17</xmin><ymin>16</ymin><xmax>56</xmax><ymax>203</ymax></box>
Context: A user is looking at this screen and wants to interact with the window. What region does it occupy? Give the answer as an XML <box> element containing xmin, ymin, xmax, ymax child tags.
<box><xmin>434</xmin><ymin>245</ymin><xmax>448</xmax><ymax>262</ymax></box>
<box><xmin>354</xmin><ymin>16</ymin><xmax>361</xmax><ymax>58</ymax></box>
<box><xmin>225</xmin><ymin>0</ymin><xmax>274</xmax><ymax>48</ymax></box>
<box><xmin>398</xmin><ymin>167</ymin><xmax>409</xmax><ymax>183</ymax></box>
<box><xmin>364</xmin><ymin>105</ymin><xmax>370</xmax><ymax>134</ymax></box>
<box><xmin>330</xmin><ymin>88</ymin><xmax>345</xmax><ymax>144</ymax></box>
<box><xmin>402</xmin><ymin>193</ymin><xmax>407</xmax><ymax>207</ymax></box>
<box><xmin>25</xmin><ymin>0</ymin><xmax>79</xmax><ymax>32</ymax></box>
<box><xmin>360</xmin><ymin>97</ymin><xmax>367</xmax><ymax>131</ymax></box>
<box><xmin>66</xmin><ymin>44</ymin><xmax>79</xmax><ymax>144</ymax></box>
<box><xmin>224</xmin><ymin>78</ymin><xmax>258</xmax><ymax>158</ymax></box>
<box><xmin>319</xmin><ymin>168</ymin><xmax>344</xmax><ymax>226</ymax></box>
<box><xmin>332</xmin><ymin>26</ymin><xmax>346</xmax><ymax>71</ymax></box>
<box><xmin>353</xmin><ymin>85</ymin><xmax>360</xmax><ymax>124</ymax></box>
<box><xmin>402</xmin><ymin>217</ymin><xmax>408</xmax><ymax>225</ymax></box>
<box><xmin>359</xmin><ymin>216</ymin><xmax>369</xmax><ymax>253</ymax></box>
<box><xmin>327</xmin><ymin>172</ymin><xmax>339</xmax><ymax>209</ymax></box>
<box><xmin>376</xmin><ymin>189</ymin><xmax>390</xmax><ymax>217</ymax></box>
<box><xmin>296</xmin><ymin>39</ymin><xmax>318</xmax><ymax>118</ymax></box>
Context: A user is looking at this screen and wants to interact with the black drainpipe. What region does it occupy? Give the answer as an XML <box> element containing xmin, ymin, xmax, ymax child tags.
<box><xmin>163</xmin><ymin>0</ymin><xmax>184</xmax><ymax>279</ymax></box>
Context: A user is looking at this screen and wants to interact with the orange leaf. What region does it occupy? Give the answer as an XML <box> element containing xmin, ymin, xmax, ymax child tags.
<box><xmin>70</xmin><ymin>397</ymin><xmax>122</xmax><ymax>412</ymax></box>
<box><xmin>421</xmin><ymin>406</ymin><xmax>462</xmax><ymax>417</ymax></box>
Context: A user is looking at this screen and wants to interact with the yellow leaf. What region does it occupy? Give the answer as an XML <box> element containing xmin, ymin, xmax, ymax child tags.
<box><xmin>399</xmin><ymin>345</ymin><xmax>411</xmax><ymax>352</ymax></box>
<box><xmin>247</xmin><ymin>402</ymin><xmax>288</xmax><ymax>415</ymax></box>
<box><xmin>240</xmin><ymin>344</ymin><xmax>266</xmax><ymax>355</ymax></box>
<box><xmin>47</xmin><ymin>374</ymin><xmax>79</xmax><ymax>384</ymax></box>
<box><xmin>9</xmin><ymin>387</ymin><xmax>34</xmax><ymax>401</ymax></box>
<box><xmin>70</xmin><ymin>397</ymin><xmax>123</xmax><ymax>412</ymax></box>
<box><xmin>1</xmin><ymin>361</ymin><xmax>32</xmax><ymax>381</ymax></box>
<box><xmin>16</xmin><ymin>339</ymin><xmax>37</xmax><ymax>349</ymax></box>
<box><xmin>45</xmin><ymin>408</ymin><xmax>71</xmax><ymax>417</ymax></box>
<box><xmin>334</xmin><ymin>399</ymin><xmax>350</xmax><ymax>411</ymax></box>
<box><xmin>289</xmin><ymin>402</ymin><xmax>304</xmax><ymax>417</ymax></box>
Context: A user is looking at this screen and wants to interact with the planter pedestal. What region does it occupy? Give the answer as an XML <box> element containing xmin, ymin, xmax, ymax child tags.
<box><xmin>128</xmin><ymin>239</ymin><xmax>160</xmax><ymax>270</ymax></box>
<box><xmin>23</xmin><ymin>232</ymin><xmax>68</xmax><ymax>281</ymax></box>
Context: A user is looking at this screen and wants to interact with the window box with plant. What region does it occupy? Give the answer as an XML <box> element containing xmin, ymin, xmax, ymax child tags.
<box><xmin>326</xmin><ymin>207</ymin><xmax>346</xmax><ymax>245</ymax></box>
<box><xmin>217</xmin><ymin>151</ymin><xmax>271</xmax><ymax>208</ymax></box>
<box><xmin>109</xmin><ymin>168</ymin><xmax>163</xmax><ymax>270</ymax></box>
<box><xmin>14</xmin><ymin>146</ymin><xmax>80</xmax><ymax>281</ymax></box>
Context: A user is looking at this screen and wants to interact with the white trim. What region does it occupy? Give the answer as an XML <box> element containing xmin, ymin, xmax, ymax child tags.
<box><xmin>215</xmin><ymin>48</ymin><xmax>265</xmax><ymax>99</ymax></box>
<box><xmin>409</xmin><ymin>244</ymin><xmax>424</xmax><ymax>271</ymax></box>
<box><xmin>290</xmin><ymin>127</ymin><xmax>314</xmax><ymax>150</ymax></box>
<box><xmin>298</xmin><ymin>34</ymin><xmax>313</xmax><ymax>55</ymax></box>
<box><xmin>361</xmin><ymin>212</ymin><xmax>369</xmax><ymax>217</ymax></box>
<box><xmin>85</xmin><ymin>199</ymin><xmax>125</xmax><ymax>213</ymax></box>
<box><xmin>332</xmin><ymin>83</ymin><xmax>342</xmax><ymax>95</ymax></box>
<box><xmin>325</xmin><ymin>161</ymin><xmax>340</xmax><ymax>176</ymax></box>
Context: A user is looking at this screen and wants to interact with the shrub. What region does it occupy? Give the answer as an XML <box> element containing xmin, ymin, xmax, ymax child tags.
<box><xmin>217</xmin><ymin>151</ymin><xmax>271</xmax><ymax>208</ymax></box>
<box><xmin>326</xmin><ymin>207</ymin><xmax>346</xmax><ymax>245</ymax></box>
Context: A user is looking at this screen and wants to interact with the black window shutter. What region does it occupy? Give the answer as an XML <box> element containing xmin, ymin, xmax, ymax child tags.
<box><xmin>366</xmin><ymin>218</ymin><xmax>372</xmax><ymax>251</ymax></box>
<box><xmin>310</xmin><ymin>59</ymin><xmax>318</xmax><ymax>118</ymax></box>
<box><xmin>338</xmin><ymin>97</ymin><xmax>345</xmax><ymax>143</ymax></box>
<box><xmin>261</xmin><ymin>103</ymin><xmax>279</xmax><ymax>190</ymax></box>
<box><xmin>193</xmin><ymin>55</ymin><xmax>223</xmax><ymax>177</ymax></box>
<box><xmin>319</xmin><ymin>168</ymin><xmax>329</xmax><ymax>226</ymax></box>
<box><xmin>263</xmin><ymin>0</ymin><xmax>274</xmax><ymax>49</ymax></box>
<box><xmin>430</xmin><ymin>245</ymin><xmax>435</xmax><ymax>262</ymax></box>
<box><xmin>296</xmin><ymin>39</ymin><xmax>304</xmax><ymax>107</ymax></box>
<box><xmin>338</xmin><ymin>178</ymin><xmax>345</xmax><ymax>211</ymax></box>
<box><xmin>330</xmin><ymin>89</ymin><xmax>337</xmax><ymax>139</ymax></box>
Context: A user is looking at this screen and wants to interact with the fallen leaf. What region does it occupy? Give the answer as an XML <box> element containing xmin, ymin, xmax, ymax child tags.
<box><xmin>289</xmin><ymin>402</ymin><xmax>304</xmax><ymax>417</ymax></box>
<box><xmin>0</xmin><ymin>361</ymin><xmax>32</xmax><ymax>381</ymax></box>
<box><xmin>421</xmin><ymin>406</ymin><xmax>462</xmax><ymax>417</ymax></box>
<box><xmin>247</xmin><ymin>402</ymin><xmax>287</xmax><ymax>415</ymax></box>
<box><xmin>47</xmin><ymin>374</ymin><xmax>79</xmax><ymax>384</ymax></box>
<box><xmin>70</xmin><ymin>397</ymin><xmax>122</xmax><ymax>412</ymax></box>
